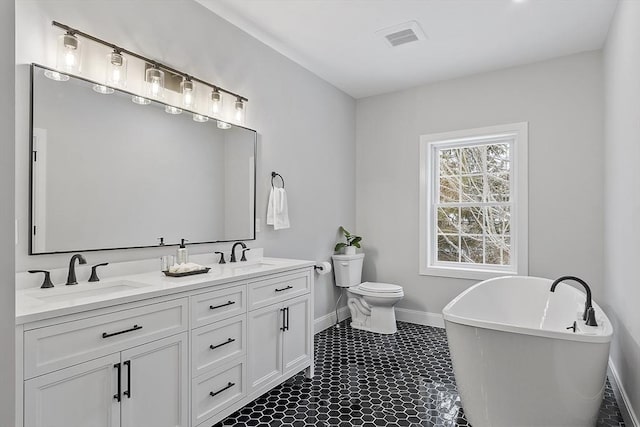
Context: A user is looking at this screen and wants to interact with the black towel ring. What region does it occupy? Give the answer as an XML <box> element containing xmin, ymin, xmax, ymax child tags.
<box><xmin>271</xmin><ymin>172</ymin><xmax>285</xmax><ymax>189</ymax></box>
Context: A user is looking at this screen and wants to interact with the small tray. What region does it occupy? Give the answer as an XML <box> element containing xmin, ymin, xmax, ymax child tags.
<box><xmin>163</xmin><ymin>267</ymin><xmax>211</xmax><ymax>277</ymax></box>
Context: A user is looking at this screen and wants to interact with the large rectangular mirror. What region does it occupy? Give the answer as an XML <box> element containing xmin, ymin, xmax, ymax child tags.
<box><xmin>30</xmin><ymin>64</ymin><xmax>256</xmax><ymax>255</ymax></box>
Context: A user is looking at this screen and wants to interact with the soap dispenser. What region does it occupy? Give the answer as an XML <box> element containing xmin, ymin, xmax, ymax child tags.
<box><xmin>177</xmin><ymin>239</ymin><xmax>189</xmax><ymax>264</ymax></box>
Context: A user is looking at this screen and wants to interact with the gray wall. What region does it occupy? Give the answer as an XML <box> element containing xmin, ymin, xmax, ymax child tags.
<box><xmin>16</xmin><ymin>0</ymin><xmax>356</xmax><ymax>320</ymax></box>
<box><xmin>1</xmin><ymin>0</ymin><xmax>15</xmax><ymax>425</ymax></box>
<box><xmin>356</xmin><ymin>51</ymin><xmax>604</xmax><ymax>314</ymax></box>
<box><xmin>603</xmin><ymin>0</ymin><xmax>640</xmax><ymax>419</ymax></box>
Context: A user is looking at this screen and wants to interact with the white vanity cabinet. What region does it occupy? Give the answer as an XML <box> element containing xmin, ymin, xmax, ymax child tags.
<box><xmin>17</xmin><ymin>261</ymin><xmax>314</xmax><ymax>427</ymax></box>
<box><xmin>22</xmin><ymin>298</ymin><xmax>190</xmax><ymax>427</ymax></box>
<box><xmin>247</xmin><ymin>271</ymin><xmax>313</xmax><ymax>396</ymax></box>
<box><xmin>24</xmin><ymin>353</ymin><xmax>121</xmax><ymax>427</ymax></box>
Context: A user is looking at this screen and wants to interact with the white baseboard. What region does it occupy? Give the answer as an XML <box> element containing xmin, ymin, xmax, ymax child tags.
<box><xmin>395</xmin><ymin>308</ymin><xmax>445</xmax><ymax>328</ymax></box>
<box><xmin>314</xmin><ymin>306</ymin><xmax>351</xmax><ymax>334</ymax></box>
<box><xmin>608</xmin><ymin>359</ymin><xmax>639</xmax><ymax>427</ymax></box>
<box><xmin>315</xmin><ymin>307</ymin><xmax>444</xmax><ymax>334</ymax></box>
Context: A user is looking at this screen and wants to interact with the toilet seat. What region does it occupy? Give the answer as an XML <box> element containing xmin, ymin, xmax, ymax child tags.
<box><xmin>359</xmin><ymin>282</ymin><xmax>402</xmax><ymax>293</ymax></box>
<box><xmin>349</xmin><ymin>282</ymin><xmax>404</xmax><ymax>298</ymax></box>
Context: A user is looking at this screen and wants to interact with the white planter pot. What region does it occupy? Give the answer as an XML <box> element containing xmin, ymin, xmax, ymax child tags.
<box><xmin>344</xmin><ymin>246</ymin><xmax>356</xmax><ymax>255</ymax></box>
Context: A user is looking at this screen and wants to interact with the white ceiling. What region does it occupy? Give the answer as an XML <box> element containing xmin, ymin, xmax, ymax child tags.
<box><xmin>196</xmin><ymin>0</ymin><xmax>618</xmax><ymax>99</ymax></box>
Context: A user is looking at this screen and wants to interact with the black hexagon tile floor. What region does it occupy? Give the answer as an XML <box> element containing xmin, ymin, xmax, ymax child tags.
<box><xmin>214</xmin><ymin>321</ymin><xmax>626</xmax><ymax>427</ymax></box>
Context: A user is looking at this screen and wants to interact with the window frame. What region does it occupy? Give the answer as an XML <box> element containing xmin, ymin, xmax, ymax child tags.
<box><xmin>419</xmin><ymin>122</ymin><xmax>528</xmax><ymax>280</ymax></box>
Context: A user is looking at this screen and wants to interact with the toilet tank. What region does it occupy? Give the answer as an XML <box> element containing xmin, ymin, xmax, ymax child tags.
<box><xmin>331</xmin><ymin>253</ymin><xmax>365</xmax><ymax>287</ymax></box>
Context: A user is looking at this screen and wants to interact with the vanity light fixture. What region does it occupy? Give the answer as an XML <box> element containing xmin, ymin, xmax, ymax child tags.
<box><xmin>105</xmin><ymin>50</ymin><xmax>127</xmax><ymax>88</ymax></box>
<box><xmin>181</xmin><ymin>77</ymin><xmax>195</xmax><ymax>108</ymax></box>
<box><xmin>57</xmin><ymin>31</ymin><xmax>82</xmax><ymax>74</ymax></box>
<box><xmin>132</xmin><ymin>95</ymin><xmax>151</xmax><ymax>105</ymax></box>
<box><xmin>92</xmin><ymin>84</ymin><xmax>114</xmax><ymax>95</ymax></box>
<box><xmin>234</xmin><ymin>97</ymin><xmax>246</xmax><ymax>125</ymax></box>
<box><xmin>45</xmin><ymin>31</ymin><xmax>81</xmax><ymax>81</ymax></box>
<box><xmin>193</xmin><ymin>114</ymin><xmax>209</xmax><ymax>123</ymax></box>
<box><xmin>49</xmin><ymin>21</ymin><xmax>249</xmax><ymax>124</ymax></box>
<box><xmin>165</xmin><ymin>105</ymin><xmax>183</xmax><ymax>115</ymax></box>
<box><xmin>210</xmin><ymin>87</ymin><xmax>222</xmax><ymax>116</ymax></box>
<box><xmin>146</xmin><ymin>66</ymin><xmax>165</xmax><ymax>99</ymax></box>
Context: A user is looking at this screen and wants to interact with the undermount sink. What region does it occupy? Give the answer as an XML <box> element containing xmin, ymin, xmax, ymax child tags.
<box><xmin>33</xmin><ymin>280</ymin><xmax>150</xmax><ymax>303</ymax></box>
<box><xmin>226</xmin><ymin>261</ymin><xmax>278</xmax><ymax>273</ymax></box>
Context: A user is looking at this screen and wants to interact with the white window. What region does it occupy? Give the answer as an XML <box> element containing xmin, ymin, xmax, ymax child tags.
<box><xmin>419</xmin><ymin>123</ymin><xmax>528</xmax><ymax>280</ymax></box>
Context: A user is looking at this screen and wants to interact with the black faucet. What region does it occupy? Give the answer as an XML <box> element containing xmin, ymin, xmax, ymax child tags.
<box><xmin>66</xmin><ymin>254</ymin><xmax>87</xmax><ymax>285</ymax></box>
<box><xmin>230</xmin><ymin>242</ymin><xmax>247</xmax><ymax>263</ymax></box>
<box><xmin>550</xmin><ymin>275</ymin><xmax>598</xmax><ymax>327</ymax></box>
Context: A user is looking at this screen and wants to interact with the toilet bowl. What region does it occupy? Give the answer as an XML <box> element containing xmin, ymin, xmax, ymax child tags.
<box><xmin>332</xmin><ymin>253</ymin><xmax>404</xmax><ymax>334</ymax></box>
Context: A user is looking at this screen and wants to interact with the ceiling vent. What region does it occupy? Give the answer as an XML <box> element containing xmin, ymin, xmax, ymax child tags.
<box><xmin>377</xmin><ymin>21</ymin><xmax>427</xmax><ymax>47</ymax></box>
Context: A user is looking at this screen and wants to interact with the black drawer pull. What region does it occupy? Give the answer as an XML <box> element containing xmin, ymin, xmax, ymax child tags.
<box><xmin>275</xmin><ymin>285</ymin><xmax>293</xmax><ymax>292</ymax></box>
<box><xmin>210</xmin><ymin>338</ymin><xmax>235</xmax><ymax>350</ymax></box>
<box><xmin>102</xmin><ymin>324</ymin><xmax>143</xmax><ymax>339</ymax></box>
<box><xmin>210</xmin><ymin>300</ymin><xmax>235</xmax><ymax>310</ymax></box>
<box><xmin>210</xmin><ymin>382</ymin><xmax>235</xmax><ymax>397</ymax></box>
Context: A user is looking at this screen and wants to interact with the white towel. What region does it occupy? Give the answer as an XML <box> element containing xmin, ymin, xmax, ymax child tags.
<box><xmin>266</xmin><ymin>187</ymin><xmax>290</xmax><ymax>230</ymax></box>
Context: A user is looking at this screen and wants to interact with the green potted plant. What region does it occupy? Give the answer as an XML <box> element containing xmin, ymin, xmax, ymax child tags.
<box><xmin>334</xmin><ymin>226</ymin><xmax>362</xmax><ymax>255</ymax></box>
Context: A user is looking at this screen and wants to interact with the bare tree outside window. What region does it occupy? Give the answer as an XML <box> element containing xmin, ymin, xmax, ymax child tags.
<box><xmin>435</xmin><ymin>142</ymin><xmax>511</xmax><ymax>266</ymax></box>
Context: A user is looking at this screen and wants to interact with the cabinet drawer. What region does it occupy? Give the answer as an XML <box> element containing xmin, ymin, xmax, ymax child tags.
<box><xmin>192</xmin><ymin>359</ymin><xmax>245</xmax><ymax>426</ymax></box>
<box><xmin>24</xmin><ymin>298</ymin><xmax>188</xmax><ymax>379</ymax></box>
<box><xmin>248</xmin><ymin>272</ymin><xmax>310</xmax><ymax>310</ymax></box>
<box><xmin>192</xmin><ymin>315</ymin><xmax>245</xmax><ymax>378</ymax></box>
<box><xmin>191</xmin><ymin>285</ymin><xmax>246</xmax><ymax>328</ymax></box>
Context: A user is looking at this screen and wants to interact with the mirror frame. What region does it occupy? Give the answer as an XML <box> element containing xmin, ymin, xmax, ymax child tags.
<box><xmin>29</xmin><ymin>63</ymin><xmax>257</xmax><ymax>255</ymax></box>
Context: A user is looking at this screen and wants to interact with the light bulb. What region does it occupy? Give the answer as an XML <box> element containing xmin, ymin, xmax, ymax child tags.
<box><xmin>234</xmin><ymin>98</ymin><xmax>245</xmax><ymax>124</ymax></box>
<box><xmin>106</xmin><ymin>51</ymin><xmax>127</xmax><ymax>88</ymax></box>
<box><xmin>56</xmin><ymin>33</ymin><xmax>82</xmax><ymax>74</ymax></box>
<box><xmin>181</xmin><ymin>78</ymin><xmax>195</xmax><ymax>109</ymax></box>
<box><xmin>145</xmin><ymin>67</ymin><xmax>165</xmax><ymax>99</ymax></box>
<box><xmin>210</xmin><ymin>88</ymin><xmax>222</xmax><ymax>116</ymax></box>
<box><xmin>64</xmin><ymin>51</ymin><xmax>76</xmax><ymax>67</ymax></box>
<box><xmin>193</xmin><ymin>114</ymin><xmax>209</xmax><ymax>123</ymax></box>
<box><xmin>151</xmin><ymin>79</ymin><xmax>160</xmax><ymax>96</ymax></box>
<box><xmin>217</xmin><ymin>120</ymin><xmax>232</xmax><ymax>129</ymax></box>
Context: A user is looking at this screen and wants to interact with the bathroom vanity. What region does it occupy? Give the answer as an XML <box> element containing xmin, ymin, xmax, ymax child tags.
<box><xmin>15</xmin><ymin>258</ymin><xmax>314</xmax><ymax>427</ymax></box>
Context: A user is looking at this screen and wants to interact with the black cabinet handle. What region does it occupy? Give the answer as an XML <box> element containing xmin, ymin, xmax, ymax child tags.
<box><xmin>285</xmin><ymin>307</ymin><xmax>290</xmax><ymax>331</ymax></box>
<box><xmin>275</xmin><ymin>285</ymin><xmax>293</xmax><ymax>292</ymax></box>
<box><xmin>123</xmin><ymin>360</ymin><xmax>131</xmax><ymax>398</ymax></box>
<box><xmin>210</xmin><ymin>338</ymin><xmax>236</xmax><ymax>350</ymax></box>
<box><xmin>102</xmin><ymin>324</ymin><xmax>143</xmax><ymax>339</ymax></box>
<box><xmin>280</xmin><ymin>308</ymin><xmax>286</xmax><ymax>331</ymax></box>
<box><xmin>209</xmin><ymin>382</ymin><xmax>235</xmax><ymax>397</ymax></box>
<box><xmin>114</xmin><ymin>363</ymin><xmax>121</xmax><ymax>402</ymax></box>
<box><xmin>210</xmin><ymin>300</ymin><xmax>235</xmax><ymax>310</ymax></box>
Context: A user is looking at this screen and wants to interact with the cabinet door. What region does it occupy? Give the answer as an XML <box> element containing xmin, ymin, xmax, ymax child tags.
<box><xmin>24</xmin><ymin>353</ymin><xmax>120</xmax><ymax>427</ymax></box>
<box><xmin>282</xmin><ymin>295</ymin><xmax>312</xmax><ymax>374</ymax></box>
<box><xmin>248</xmin><ymin>303</ymin><xmax>284</xmax><ymax>393</ymax></box>
<box><xmin>120</xmin><ymin>333</ymin><xmax>188</xmax><ymax>427</ymax></box>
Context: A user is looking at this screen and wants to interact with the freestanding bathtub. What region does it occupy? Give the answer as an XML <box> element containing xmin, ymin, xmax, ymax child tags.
<box><xmin>443</xmin><ymin>276</ymin><xmax>612</xmax><ymax>427</ymax></box>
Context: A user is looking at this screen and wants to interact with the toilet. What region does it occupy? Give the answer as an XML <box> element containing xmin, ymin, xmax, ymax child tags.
<box><xmin>332</xmin><ymin>253</ymin><xmax>404</xmax><ymax>334</ymax></box>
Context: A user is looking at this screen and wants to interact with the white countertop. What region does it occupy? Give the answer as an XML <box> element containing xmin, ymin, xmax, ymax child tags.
<box><xmin>16</xmin><ymin>257</ymin><xmax>315</xmax><ymax>325</ymax></box>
